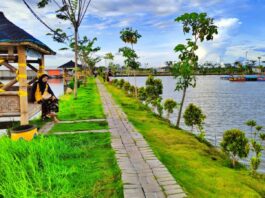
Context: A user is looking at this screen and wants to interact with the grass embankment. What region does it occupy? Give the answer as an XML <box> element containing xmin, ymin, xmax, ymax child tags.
<box><xmin>105</xmin><ymin>82</ymin><xmax>265</xmax><ymax>198</ymax></box>
<box><xmin>0</xmin><ymin>78</ymin><xmax>122</xmax><ymax>197</ymax></box>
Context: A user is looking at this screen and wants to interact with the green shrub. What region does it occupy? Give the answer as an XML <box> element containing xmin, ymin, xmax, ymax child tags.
<box><xmin>145</xmin><ymin>75</ymin><xmax>163</xmax><ymax>105</ymax></box>
<box><xmin>183</xmin><ymin>103</ymin><xmax>206</xmax><ymax>132</ymax></box>
<box><xmin>221</xmin><ymin>129</ymin><xmax>249</xmax><ymax>167</ymax></box>
<box><xmin>138</xmin><ymin>87</ymin><xmax>147</xmax><ymax>102</ymax></box>
<box><xmin>112</xmin><ymin>79</ymin><xmax>118</xmax><ymax>86</ymax></box>
<box><xmin>118</xmin><ymin>79</ymin><xmax>125</xmax><ymax>88</ymax></box>
<box><xmin>164</xmin><ymin>99</ymin><xmax>177</xmax><ymax>119</ymax></box>
<box><xmin>129</xmin><ymin>85</ymin><xmax>136</xmax><ymax>96</ymax></box>
<box><xmin>123</xmin><ymin>81</ymin><xmax>131</xmax><ymax>93</ymax></box>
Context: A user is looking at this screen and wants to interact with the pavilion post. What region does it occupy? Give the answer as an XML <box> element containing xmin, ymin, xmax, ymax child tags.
<box><xmin>17</xmin><ymin>46</ymin><xmax>29</xmax><ymax>125</ymax></box>
<box><xmin>38</xmin><ymin>54</ymin><xmax>45</xmax><ymax>77</ymax></box>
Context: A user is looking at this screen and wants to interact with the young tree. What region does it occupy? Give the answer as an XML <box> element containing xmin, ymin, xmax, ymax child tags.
<box><xmin>173</xmin><ymin>12</ymin><xmax>218</xmax><ymax>128</ymax></box>
<box><xmin>70</xmin><ymin>36</ymin><xmax>101</xmax><ymax>75</ymax></box>
<box><xmin>104</xmin><ymin>52</ymin><xmax>114</xmax><ymax>68</ymax></box>
<box><xmin>145</xmin><ymin>76</ymin><xmax>163</xmax><ymax>108</ymax></box>
<box><xmin>120</xmin><ymin>27</ymin><xmax>141</xmax><ymax>50</ymax></box>
<box><xmin>245</xmin><ymin>120</ymin><xmax>257</xmax><ymax>138</ymax></box>
<box><xmin>183</xmin><ymin>103</ymin><xmax>206</xmax><ymax>132</ymax></box>
<box><xmin>120</xmin><ymin>27</ymin><xmax>142</xmax><ymax>97</ymax></box>
<box><xmin>164</xmin><ymin>99</ymin><xmax>178</xmax><ymax>119</ymax></box>
<box><xmin>221</xmin><ymin>129</ymin><xmax>249</xmax><ymax>167</ymax></box>
<box><xmin>138</xmin><ymin>87</ymin><xmax>147</xmax><ymax>102</ymax></box>
<box><xmin>250</xmin><ymin>139</ymin><xmax>263</xmax><ymax>174</ymax></box>
<box><xmin>123</xmin><ymin>81</ymin><xmax>131</xmax><ymax>94</ymax></box>
<box><xmin>23</xmin><ymin>0</ymin><xmax>92</xmax><ymax>99</ymax></box>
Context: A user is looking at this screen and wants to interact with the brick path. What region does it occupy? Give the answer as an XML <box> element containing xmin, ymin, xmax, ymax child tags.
<box><xmin>96</xmin><ymin>79</ymin><xmax>186</xmax><ymax>198</ymax></box>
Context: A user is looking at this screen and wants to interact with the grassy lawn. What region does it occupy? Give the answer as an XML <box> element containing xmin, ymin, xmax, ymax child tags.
<box><xmin>58</xmin><ymin>77</ymin><xmax>105</xmax><ymax>121</ymax></box>
<box><xmin>105</xmin><ymin>82</ymin><xmax>265</xmax><ymax>198</ymax></box>
<box><xmin>1</xmin><ymin>78</ymin><xmax>123</xmax><ymax>197</ymax></box>
<box><xmin>50</xmin><ymin>121</ymin><xmax>109</xmax><ymax>133</ymax></box>
<box><xmin>0</xmin><ymin>133</ymin><xmax>122</xmax><ymax>197</ymax></box>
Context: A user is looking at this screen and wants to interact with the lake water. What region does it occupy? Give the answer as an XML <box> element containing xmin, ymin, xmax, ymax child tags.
<box><xmin>113</xmin><ymin>76</ymin><xmax>265</xmax><ymax>172</ymax></box>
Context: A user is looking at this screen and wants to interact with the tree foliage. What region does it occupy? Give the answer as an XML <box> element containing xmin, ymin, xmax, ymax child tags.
<box><xmin>183</xmin><ymin>103</ymin><xmax>206</xmax><ymax>131</ymax></box>
<box><xmin>120</xmin><ymin>27</ymin><xmax>142</xmax><ymax>48</ymax></box>
<box><xmin>145</xmin><ymin>76</ymin><xmax>163</xmax><ymax>105</ymax></box>
<box><xmin>221</xmin><ymin>129</ymin><xmax>249</xmax><ymax>167</ymax></box>
<box><xmin>164</xmin><ymin>99</ymin><xmax>177</xmax><ymax>119</ymax></box>
<box><xmin>173</xmin><ymin>12</ymin><xmax>218</xmax><ymax>128</ymax></box>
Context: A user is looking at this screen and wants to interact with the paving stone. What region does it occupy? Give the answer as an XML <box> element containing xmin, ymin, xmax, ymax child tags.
<box><xmin>163</xmin><ymin>184</ymin><xmax>183</xmax><ymax>191</ymax></box>
<box><xmin>159</xmin><ymin>180</ymin><xmax>177</xmax><ymax>186</ymax></box>
<box><xmin>145</xmin><ymin>192</ymin><xmax>165</xmax><ymax>198</ymax></box>
<box><xmin>167</xmin><ymin>194</ymin><xmax>186</xmax><ymax>198</ymax></box>
<box><xmin>165</xmin><ymin>188</ymin><xmax>185</xmax><ymax>196</ymax></box>
<box><xmin>124</xmin><ymin>189</ymin><xmax>145</xmax><ymax>198</ymax></box>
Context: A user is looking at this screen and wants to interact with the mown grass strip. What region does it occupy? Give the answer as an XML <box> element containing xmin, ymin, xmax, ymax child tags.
<box><xmin>0</xmin><ymin>133</ymin><xmax>123</xmax><ymax>198</ymax></box>
<box><xmin>50</xmin><ymin>121</ymin><xmax>109</xmax><ymax>133</ymax></box>
<box><xmin>105</xmin><ymin>81</ymin><xmax>265</xmax><ymax>198</ymax></box>
<box><xmin>58</xmin><ymin>77</ymin><xmax>105</xmax><ymax>121</ymax></box>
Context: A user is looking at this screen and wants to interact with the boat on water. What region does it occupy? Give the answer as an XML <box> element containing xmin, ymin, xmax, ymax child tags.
<box><xmin>228</xmin><ymin>75</ymin><xmax>265</xmax><ymax>82</ymax></box>
<box><xmin>229</xmin><ymin>76</ymin><xmax>246</xmax><ymax>82</ymax></box>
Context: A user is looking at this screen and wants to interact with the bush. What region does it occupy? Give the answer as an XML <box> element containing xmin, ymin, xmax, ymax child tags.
<box><xmin>68</xmin><ymin>79</ymin><xmax>81</xmax><ymax>89</ymax></box>
<box><xmin>164</xmin><ymin>99</ymin><xmax>177</xmax><ymax>119</ymax></box>
<box><xmin>123</xmin><ymin>82</ymin><xmax>131</xmax><ymax>93</ymax></box>
<box><xmin>145</xmin><ymin>75</ymin><xmax>163</xmax><ymax>105</ymax></box>
<box><xmin>156</xmin><ymin>99</ymin><xmax>163</xmax><ymax>117</ymax></box>
<box><xmin>183</xmin><ymin>103</ymin><xmax>206</xmax><ymax>132</ymax></box>
<box><xmin>220</xmin><ymin>129</ymin><xmax>249</xmax><ymax>167</ymax></box>
<box><xmin>250</xmin><ymin>139</ymin><xmax>263</xmax><ymax>174</ymax></box>
<box><xmin>118</xmin><ymin>79</ymin><xmax>125</xmax><ymax>88</ymax></box>
<box><xmin>129</xmin><ymin>85</ymin><xmax>136</xmax><ymax>96</ymax></box>
<box><xmin>138</xmin><ymin>87</ymin><xmax>147</xmax><ymax>102</ymax></box>
<box><xmin>112</xmin><ymin>79</ymin><xmax>118</xmax><ymax>86</ymax></box>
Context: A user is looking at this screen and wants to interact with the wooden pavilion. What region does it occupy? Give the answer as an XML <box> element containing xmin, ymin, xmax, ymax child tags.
<box><xmin>0</xmin><ymin>12</ymin><xmax>55</xmax><ymax>125</ymax></box>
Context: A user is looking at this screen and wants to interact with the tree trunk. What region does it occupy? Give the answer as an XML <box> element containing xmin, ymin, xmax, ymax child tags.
<box><xmin>176</xmin><ymin>87</ymin><xmax>187</xmax><ymax>128</ymax></box>
<box><xmin>74</xmin><ymin>28</ymin><xmax>78</xmax><ymax>99</ymax></box>
<box><xmin>134</xmin><ymin>69</ymin><xmax>137</xmax><ymax>98</ymax></box>
<box><xmin>232</xmin><ymin>157</ymin><xmax>236</xmax><ymax>168</ymax></box>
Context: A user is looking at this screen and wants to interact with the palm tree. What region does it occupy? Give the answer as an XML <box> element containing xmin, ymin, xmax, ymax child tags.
<box><xmin>120</xmin><ymin>27</ymin><xmax>141</xmax><ymax>49</ymax></box>
<box><xmin>104</xmin><ymin>52</ymin><xmax>114</xmax><ymax>68</ymax></box>
<box><xmin>258</xmin><ymin>57</ymin><xmax>261</xmax><ymax>66</ymax></box>
<box><xmin>120</xmin><ymin>27</ymin><xmax>142</xmax><ymax>97</ymax></box>
<box><xmin>245</xmin><ymin>120</ymin><xmax>257</xmax><ymax>138</ymax></box>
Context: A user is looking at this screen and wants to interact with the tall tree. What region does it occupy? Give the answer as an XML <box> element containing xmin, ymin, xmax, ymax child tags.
<box><xmin>23</xmin><ymin>0</ymin><xmax>92</xmax><ymax>99</ymax></box>
<box><xmin>173</xmin><ymin>12</ymin><xmax>218</xmax><ymax>128</ymax></box>
<box><xmin>120</xmin><ymin>27</ymin><xmax>141</xmax><ymax>97</ymax></box>
<box><xmin>71</xmin><ymin>37</ymin><xmax>101</xmax><ymax>74</ymax></box>
<box><xmin>104</xmin><ymin>52</ymin><xmax>114</xmax><ymax>68</ymax></box>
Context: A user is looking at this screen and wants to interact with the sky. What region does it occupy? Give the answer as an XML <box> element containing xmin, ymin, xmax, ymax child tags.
<box><xmin>1</xmin><ymin>0</ymin><xmax>265</xmax><ymax>68</ymax></box>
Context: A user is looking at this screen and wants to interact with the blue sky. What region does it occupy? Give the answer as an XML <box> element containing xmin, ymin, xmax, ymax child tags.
<box><xmin>1</xmin><ymin>0</ymin><xmax>265</xmax><ymax>68</ymax></box>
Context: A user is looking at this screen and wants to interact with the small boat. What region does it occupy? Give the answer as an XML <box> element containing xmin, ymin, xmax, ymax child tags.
<box><xmin>257</xmin><ymin>77</ymin><xmax>265</xmax><ymax>81</ymax></box>
<box><xmin>229</xmin><ymin>76</ymin><xmax>246</xmax><ymax>82</ymax></box>
<box><xmin>220</xmin><ymin>75</ymin><xmax>232</xmax><ymax>80</ymax></box>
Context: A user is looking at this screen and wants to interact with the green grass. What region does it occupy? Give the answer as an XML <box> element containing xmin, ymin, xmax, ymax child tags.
<box><xmin>58</xmin><ymin>77</ymin><xmax>105</xmax><ymax>120</ymax></box>
<box><xmin>105</xmin><ymin>82</ymin><xmax>265</xmax><ymax>198</ymax></box>
<box><xmin>50</xmin><ymin>121</ymin><xmax>109</xmax><ymax>133</ymax></box>
<box><xmin>0</xmin><ymin>133</ymin><xmax>122</xmax><ymax>198</ymax></box>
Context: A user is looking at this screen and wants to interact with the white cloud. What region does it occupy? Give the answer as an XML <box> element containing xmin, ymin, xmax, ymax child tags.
<box><xmin>197</xmin><ymin>17</ymin><xmax>241</xmax><ymax>63</ymax></box>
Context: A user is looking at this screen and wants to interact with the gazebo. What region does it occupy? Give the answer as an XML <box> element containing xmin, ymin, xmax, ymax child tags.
<box><xmin>0</xmin><ymin>12</ymin><xmax>55</xmax><ymax>125</ymax></box>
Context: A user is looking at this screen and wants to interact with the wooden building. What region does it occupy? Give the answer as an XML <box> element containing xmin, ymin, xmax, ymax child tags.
<box><xmin>0</xmin><ymin>12</ymin><xmax>55</xmax><ymax>125</ymax></box>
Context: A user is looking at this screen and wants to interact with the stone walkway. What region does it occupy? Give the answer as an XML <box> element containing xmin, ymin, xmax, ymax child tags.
<box><xmin>96</xmin><ymin>79</ymin><xmax>186</xmax><ymax>198</ymax></box>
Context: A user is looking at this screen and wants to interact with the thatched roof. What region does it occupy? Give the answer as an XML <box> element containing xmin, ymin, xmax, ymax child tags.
<box><xmin>58</xmin><ymin>60</ymin><xmax>82</xmax><ymax>69</ymax></box>
<box><xmin>0</xmin><ymin>12</ymin><xmax>55</xmax><ymax>55</ymax></box>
